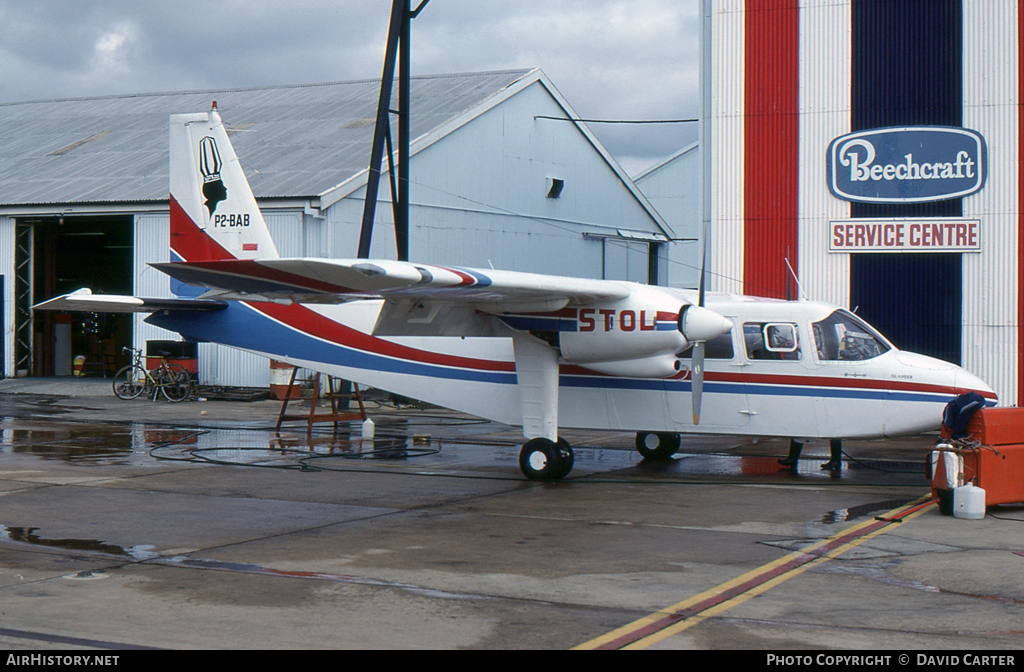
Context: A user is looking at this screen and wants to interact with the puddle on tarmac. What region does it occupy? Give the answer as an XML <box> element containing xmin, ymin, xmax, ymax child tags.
<box><xmin>821</xmin><ymin>498</ymin><xmax>916</xmax><ymax>524</ymax></box>
<box><xmin>0</xmin><ymin>524</ymin><xmax>159</xmax><ymax>560</ymax></box>
<box><xmin>0</xmin><ymin>425</ymin><xmax>138</xmax><ymax>463</ymax></box>
<box><xmin>0</xmin><ymin>418</ymin><xmax>419</xmax><ymax>468</ymax></box>
<box><xmin>641</xmin><ymin>453</ymin><xmax>849</xmax><ymax>480</ymax></box>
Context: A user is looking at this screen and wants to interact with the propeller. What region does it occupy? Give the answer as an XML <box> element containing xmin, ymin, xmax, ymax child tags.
<box><xmin>691</xmin><ymin>227</ymin><xmax>708</xmax><ymax>424</ymax></box>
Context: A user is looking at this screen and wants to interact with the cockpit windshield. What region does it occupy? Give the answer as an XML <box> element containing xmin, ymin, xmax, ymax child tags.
<box><xmin>812</xmin><ymin>310</ymin><xmax>890</xmax><ymax>361</ymax></box>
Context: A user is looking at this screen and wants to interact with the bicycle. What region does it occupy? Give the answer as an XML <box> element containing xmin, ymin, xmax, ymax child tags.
<box><xmin>112</xmin><ymin>347</ymin><xmax>194</xmax><ymax>402</ymax></box>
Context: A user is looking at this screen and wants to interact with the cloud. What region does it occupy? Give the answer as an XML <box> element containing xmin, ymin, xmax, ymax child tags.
<box><xmin>91</xmin><ymin>21</ymin><xmax>138</xmax><ymax>72</ymax></box>
<box><xmin>0</xmin><ymin>0</ymin><xmax>699</xmax><ymax>171</ymax></box>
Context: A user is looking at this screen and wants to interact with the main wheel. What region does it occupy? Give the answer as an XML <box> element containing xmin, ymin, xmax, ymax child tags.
<box><xmin>112</xmin><ymin>365</ymin><xmax>146</xmax><ymax>400</ymax></box>
<box><xmin>519</xmin><ymin>438</ymin><xmax>565</xmax><ymax>481</ymax></box>
<box><xmin>160</xmin><ymin>364</ymin><xmax>193</xmax><ymax>402</ymax></box>
<box><xmin>635</xmin><ymin>431</ymin><xmax>681</xmax><ymax>460</ymax></box>
<box><xmin>555</xmin><ymin>438</ymin><xmax>574</xmax><ymax>479</ymax></box>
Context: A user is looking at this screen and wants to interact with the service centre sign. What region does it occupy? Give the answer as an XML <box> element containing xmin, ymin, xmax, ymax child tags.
<box><xmin>826</xmin><ymin>126</ymin><xmax>987</xmax><ymax>203</ymax></box>
<box><xmin>829</xmin><ymin>218</ymin><xmax>981</xmax><ymax>253</ymax></box>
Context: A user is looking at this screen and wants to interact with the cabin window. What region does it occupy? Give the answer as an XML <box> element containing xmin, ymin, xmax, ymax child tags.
<box><xmin>743</xmin><ymin>322</ymin><xmax>801</xmax><ymax>360</ymax></box>
<box><xmin>677</xmin><ymin>330</ymin><xmax>735</xmax><ymax>360</ymax></box>
<box><xmin>812</xmin><ymin>310</ymin><xmax>890</xmax><ymax>361</ymax></box>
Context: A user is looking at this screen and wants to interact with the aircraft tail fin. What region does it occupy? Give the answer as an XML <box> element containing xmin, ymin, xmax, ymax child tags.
<box><xmin>169</xmin><ymin>104</ymin><xmax>279</xmax><ymax>266</ymax></box>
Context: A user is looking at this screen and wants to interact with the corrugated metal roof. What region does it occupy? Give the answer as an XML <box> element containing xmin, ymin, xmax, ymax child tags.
<box><xmin>0</xmin><ymin>70</ymin><xmax>532</xmax><ymax>206</ymax></box>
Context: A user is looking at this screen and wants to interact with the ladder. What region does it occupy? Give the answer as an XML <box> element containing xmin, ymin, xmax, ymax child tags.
<box><xmin>274</xmin><ymin>368</ymin><xmax>367</xmax><ymax>435</ymax></box>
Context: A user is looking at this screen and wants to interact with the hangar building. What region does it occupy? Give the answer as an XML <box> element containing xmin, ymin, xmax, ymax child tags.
<box><xmin>634</xmin><ymin>141</ymin><xmax>701</xmax><ymax>290</ymax></box>
<box><xmin>0</xmin><ymin>69</ymin><xmax>674</xmax><ymax>387</ymax></box>
<box><xmin>703</xmin><ymin>0</ymin><xmax>1022</xmax><ymax>405</ymax></box>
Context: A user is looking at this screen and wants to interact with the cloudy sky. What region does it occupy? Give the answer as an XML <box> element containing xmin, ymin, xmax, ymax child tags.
<box><xmin>0</xmin><ymin>0</ymin><xmax>700</xmax><ymax>175</ymax></box>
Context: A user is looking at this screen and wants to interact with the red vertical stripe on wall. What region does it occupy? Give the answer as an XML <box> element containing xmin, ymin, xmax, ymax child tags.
<box><xmin>744</xmin><ymin>0</ymin><xmax>800</xmax><ymax>298</ymax></box>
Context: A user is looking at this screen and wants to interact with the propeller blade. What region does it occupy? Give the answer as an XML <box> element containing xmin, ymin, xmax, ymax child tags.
<box><xmin>698</xmin><ymin>228</ymin><xmax>707</xmax><ymax>308</ymax></box>
<box><xmin>691</xmin><ymin>341</ymin><xmax>705</xmax><ymax>425</ymax></box>
<box><xmin>691</xmin><ymin>221</ymin><xmax>709</xmax><ymax>424</ymax></box>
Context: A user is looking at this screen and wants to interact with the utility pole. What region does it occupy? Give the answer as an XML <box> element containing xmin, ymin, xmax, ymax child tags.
<box><xmin>357</xmin><ymin>0</ymin><xmax>430</xmax><ymax>262</ymax></box>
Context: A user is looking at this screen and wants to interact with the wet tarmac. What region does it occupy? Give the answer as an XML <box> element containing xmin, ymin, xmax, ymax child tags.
<box><xmin>0</xmin><ymin>379</ymin><xmax>1021</xmax><ymax>651</ymax></box>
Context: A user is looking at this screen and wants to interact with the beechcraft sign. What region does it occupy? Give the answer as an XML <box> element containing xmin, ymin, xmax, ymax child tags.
<box><xmin>826</xmin><ymin>127</ymin><xmax>987</xmax><ymax>203</ymax></box>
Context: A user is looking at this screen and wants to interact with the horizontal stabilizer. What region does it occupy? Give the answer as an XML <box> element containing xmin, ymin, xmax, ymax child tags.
<box><xmin>33</xmin><ymin>288</ymin><xmax>227</xmax><ymax>313</ymax></box>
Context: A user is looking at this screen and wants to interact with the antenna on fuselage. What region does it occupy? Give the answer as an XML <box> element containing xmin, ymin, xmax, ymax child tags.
<box><xmin>784</xmin><ymin>257</ymin><xmax>807</xmax><ymax>301</ymax></box>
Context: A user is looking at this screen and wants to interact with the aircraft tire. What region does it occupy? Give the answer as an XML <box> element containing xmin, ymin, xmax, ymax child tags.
<box><xmin>519</xmin><ymin>438</ymin><xmax>565</xmax><ymax>481</ymax></box>
<box><xmin>555</xmin><ymin>438</ymin><xmax>574</xmax><ymax>479</ymax></box>
<box><xmin>635</xmin><ymin>431</ymin><xmax>681</xmax><ymax>460</ymax></box>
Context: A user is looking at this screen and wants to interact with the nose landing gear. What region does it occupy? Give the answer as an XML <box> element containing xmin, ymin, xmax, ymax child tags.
<box><xmin>635</xmin><ymin>431</ymin><xmax>681</xmax><ymax>460</ymax></box>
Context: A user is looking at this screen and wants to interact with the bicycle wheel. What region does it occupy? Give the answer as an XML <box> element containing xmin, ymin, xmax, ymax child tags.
<box><xmin>112</xmin><ymin>365</ymin><xmax>147</xmax><ymax>400</ymax></box>
<box><xmin>159</xmin><ymin>364</ymin><xmax>193</xmax><ymax>402</ymax></box>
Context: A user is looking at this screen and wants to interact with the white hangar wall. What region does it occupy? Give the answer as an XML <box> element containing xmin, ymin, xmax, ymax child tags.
<box><xmin>0</xmin><ymin>216</ymin><xmax>14</xmax><ymax>378</ymax></box>
<box><xmin>634</xmin><ymin>142</ymin><xmax>701</xmax><ymax>289</ymax></box>
<box><xmin>323</xmin><ymin>75</ymin><xmax>670</xmax><ymax>285</ymax></box>
<box><xmin>960</xmin><ymin>0</ymin><xmax>1020</xmax><ymax>409</ymax></box>
<box><xmin>705</xmin><ymin>0</ymin><xmax>1022</xmax><ymax>405</ymax></box>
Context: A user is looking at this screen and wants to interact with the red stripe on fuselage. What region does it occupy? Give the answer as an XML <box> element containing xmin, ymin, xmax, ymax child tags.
<box><xmin>242</xmin><ymin>301</ymin><xmax>990</xmax><ymax>400</ymax></box>
<box><xmin>251</xmin><ymin>301</ymin><xmax>516</xmax><ymax>373</ymax></box>
<box><xmin>708</xmin><ymin>370</ymin><xmax>996</xmax><ymax>400</ymax></box>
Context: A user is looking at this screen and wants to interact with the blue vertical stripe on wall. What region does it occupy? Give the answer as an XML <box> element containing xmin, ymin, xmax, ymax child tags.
<box><xmin>849</xmin><ymin>0</ymin><xmax>963</xmax><ymax>364</ymax></box>
<box><xmin>850</xmin><ymin>253</ymin><xmax>962</xmax><ymax>364</ymax></box>
<box><xmin>851</xmin><ymin>0</ymin><xmax>963</xmax><ymax>218</ymax></box>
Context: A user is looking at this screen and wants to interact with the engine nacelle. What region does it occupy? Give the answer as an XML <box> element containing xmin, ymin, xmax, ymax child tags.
<box><xmin>559</xmin><ymin>287</ymin><xmax>687</xmax><ymax>364</ymax></box>
<box><xmin>554</xmin><ymin>286</ymin><xmax>734</xmax><ymax>378</ymax></box>
<box><xmin>581</xmin><ymin>354</ymin><xmax>683</xmax><ymax>379</ymax></box>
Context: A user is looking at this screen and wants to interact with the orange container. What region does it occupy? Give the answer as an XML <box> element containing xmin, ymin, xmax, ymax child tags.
<box><xmin>942</xmin><ymin>407</ymin><xmax>1024</xmax><ymax>445</ymax></box>
<box><xmin>931</xmin><ymin>443</ymin><xmax>1024</xmax><ymax>506</ymax></box>
<box><xmin>974</xmin><ymin>444</ymin><xmax>1024</xmax><ymax>505</ymax></box>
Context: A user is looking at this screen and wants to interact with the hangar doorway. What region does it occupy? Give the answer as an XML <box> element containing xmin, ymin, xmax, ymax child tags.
<box><xmin>24</xmin><ymin>215</ymin><xmax>134</xmax><ymax>377</ymax></box>
<box><xmin>849</xmin><ymin>253</ymin><xmax>961</xmax><ymax>365</ymax></box>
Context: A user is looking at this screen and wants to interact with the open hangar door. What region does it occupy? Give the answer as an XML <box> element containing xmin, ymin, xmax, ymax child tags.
<box><xmin>23</xmin><ymin>214</ymin><xmax>134</xmax><ymax>377</ymax></box>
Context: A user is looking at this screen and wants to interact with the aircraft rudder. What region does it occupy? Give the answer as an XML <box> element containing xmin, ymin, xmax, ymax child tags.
<box><xmin>169</xmin><ymin>105</ymin><xmax>279</xmax><ymax>264</ymax></box>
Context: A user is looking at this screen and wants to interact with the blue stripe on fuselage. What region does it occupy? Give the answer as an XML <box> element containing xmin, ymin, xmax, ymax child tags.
<box><xmin>146</xmin><ymin>302</ymin><xmax>959</xmax><ymax>405</ymax></box>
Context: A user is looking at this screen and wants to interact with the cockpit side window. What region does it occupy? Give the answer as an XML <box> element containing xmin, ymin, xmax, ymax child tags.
<box><xmin>743</xmin><ymin>322</ymin><xmax>801</xmax><ymax>360</ymax></box>
<box><xmin>813</xmin><ymin>310</ymin><xmax>890</xmax><ymax>361</ymax></box>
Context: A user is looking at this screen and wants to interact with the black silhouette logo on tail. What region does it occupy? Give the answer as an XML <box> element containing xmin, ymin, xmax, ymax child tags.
<box><xmin>199</xmin><ymin>136</ymin><xmax>227</xmax><ymax>216</ymax></box>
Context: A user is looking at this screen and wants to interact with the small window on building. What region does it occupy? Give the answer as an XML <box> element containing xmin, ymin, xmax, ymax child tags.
<box><xmin>744</xmin><ymin>322</ymin><xmax>801</xmax><ymax>360</ymax></box>
<box><xmin>546</xmin><ymin>178</ymin><xmax>564</xmax><ymax>198</ymax></box>
<box><xmin>677</xmin><ymin>330</ymin><xmax>735</xmax><ymax>360</ymax></box>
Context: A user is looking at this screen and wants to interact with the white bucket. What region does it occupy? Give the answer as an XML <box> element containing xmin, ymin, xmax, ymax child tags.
<box><xmin>953</xmin><ymin>484</ymin><xmax>986</xmax><ymax>520</ymax></box>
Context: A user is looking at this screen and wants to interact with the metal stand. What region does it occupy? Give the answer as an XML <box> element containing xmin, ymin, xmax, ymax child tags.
<box><xmin>275</xmin><ymin>368</ymin><xmax>367</xmax><ymax>435</ymax></box>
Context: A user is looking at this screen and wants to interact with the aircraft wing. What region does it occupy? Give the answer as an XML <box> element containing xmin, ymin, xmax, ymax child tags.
<box><xmin>33</xmin><ymin>288</ymin><xmax>228</xmax><ymax>313</ymax></box>
<box><xmin>150</xmin><ymin>258</ymin><xmax>633</xmax><ymax>313</ymax></box>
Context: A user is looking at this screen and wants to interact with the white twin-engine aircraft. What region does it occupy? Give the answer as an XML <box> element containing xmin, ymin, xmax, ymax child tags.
<box><xmin>37</xmin><ymin>107</ymin><xmax>997</xmax><ymax>480</ymax></box>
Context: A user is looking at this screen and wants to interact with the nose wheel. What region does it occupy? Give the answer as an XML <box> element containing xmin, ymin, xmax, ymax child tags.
<box><xmin>519</xmin><ymin>437</ymin><xmax>574</xmax><ymax>480</ymax></box>
<box><xmin>635</xmin><ymin>431</ymin><xmax>681</xmax><ymax>459</ymax></box>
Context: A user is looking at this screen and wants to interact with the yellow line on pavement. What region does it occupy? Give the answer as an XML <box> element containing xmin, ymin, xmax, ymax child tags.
<box><xmin>574</xmin><ymin>496</ymin><xmax>936</xmax><ymax>650</ymax></box>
